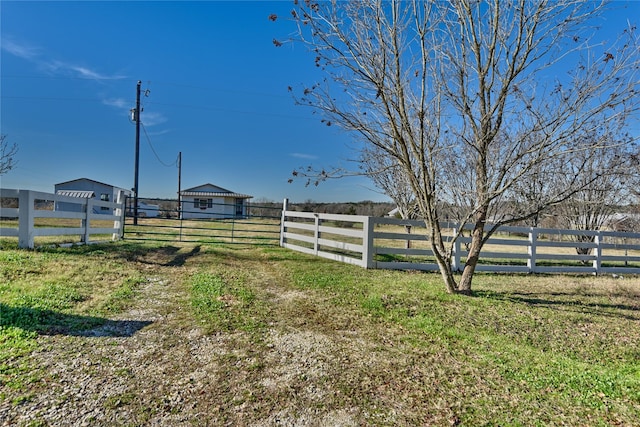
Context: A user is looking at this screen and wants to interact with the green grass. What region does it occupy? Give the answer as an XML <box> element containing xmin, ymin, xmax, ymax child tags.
<box><xmin>268</xmin><ymin>253</ymin><xmax>640</xmax><ymax>425</ymax></box>
<box><xmin>1</xmin><ymin>241</ymin><xmax>639</xmax><ymax>425</ymax></box>
<box><xmin>189</xmin><ymin>270</ymin><xmax>266</xmax><ymax>334</ymax></box>
<box><xmin>0</xmin><ymin>242</ymin><xmax>147</xmax><ymax>402</ymax></box>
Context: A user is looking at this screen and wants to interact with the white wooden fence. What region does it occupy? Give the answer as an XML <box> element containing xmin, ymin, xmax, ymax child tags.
<box><xmin>0</xmin><ymin>189</ymin><xmax>125</xmax><ymax>249</ymax></box>
<box><xmin>280</xmin><ymin>208</ymin><xmax>640</xmax><ymax>275</ymax></box>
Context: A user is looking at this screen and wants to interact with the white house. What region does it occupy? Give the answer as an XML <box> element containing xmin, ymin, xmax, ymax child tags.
<box><xmin>54</xmin><ymin>178</ymin><xmax>129</xmax><ymax>215</ymax></box>
<box><xmin>138</xmin><ymin>201</ymin><xmax>160</xmax><ymax>218</ymax></box>
<box><xmin>180</xmin><ymin>183</ymin><xmax>252</xmax><ymax>219</ymax></box>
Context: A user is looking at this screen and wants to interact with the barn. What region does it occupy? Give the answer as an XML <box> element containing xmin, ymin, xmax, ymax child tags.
<box><xmin>54</xmin><ymin>178</ymin><xmax>129</xmax><ymax>215</ymax></box>
<box><xmin>179</xmin><ymin>183</ymin><xmax>252</xmax><ymax>219</ymax></box>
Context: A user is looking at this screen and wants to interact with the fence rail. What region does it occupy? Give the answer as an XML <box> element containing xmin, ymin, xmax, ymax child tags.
<box><xmin>124</xmin><ymin>217</ymin><xmax>282</xmax><ymax>245</ymax></box>
<box><xmin>280</xmin><ymin>208</ymin><xmax>640</xmax><ymax>275</ymax></box>
<box><xmin>0</xmin><ymin>189</ymin><xmax>125</xmax><ymax>248</ymax></box>
<box><xmin>122</xmin><ymin>197</ymin><xmax>283</xmax><ymax>245</ymax></box>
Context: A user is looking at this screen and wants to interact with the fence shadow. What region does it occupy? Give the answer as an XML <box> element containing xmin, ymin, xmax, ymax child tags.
<box><xmin>37</xmin><ymin>242</ymin><xmax>204</xmax><ymax>268</ymax></box>
<box><xmin>0</xmin><ymin>303</ymin><xmax>152</xmax><ymax>337</ymax></box>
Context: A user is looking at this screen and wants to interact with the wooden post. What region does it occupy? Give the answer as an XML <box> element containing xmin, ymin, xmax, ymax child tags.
<box><xmin>133</xmin><ymin>80</ymin><xmax>141</xmax><ymax>226</ymax></box>
<box><xmin>313</xmin><ymin>213</ymin><xmax>320</xmax><ymax>255</ymax></box>
<box><xmin>83</xmin><ymin>198</ymin><xmax>93</xmax><ymax>243</ymax></box>
<box><xmin>18</xmin><ymin>190</ymin><xmax>35</xmax><ymax>249</ymax></box>
<box><xmin>177</xmin><ymin>151</ymin><xmax>182</xmax><ymax>220</ymax></box>
<box><xmin>279</xmin><ymin>198</ymin><xmax>288</xmax><ymax>247</ymax></box>
<box><xmin>113</xmin><ymin>190</ymin><xmax>125</xmax><ymax>240</ymax></box>
<box><xmin>362</xmin><ymin>216</ymin><xmax>375</xmax><ymax>269</ymax></box>
<box><xmin>527</xmin><ymin>227</ymin><xmax>537</xmax><ymax>273</ymax></box>
<box><xmin>593</xmin><ymin>231</ymin><xmax>602</xmax><ymax>275</ymax></box>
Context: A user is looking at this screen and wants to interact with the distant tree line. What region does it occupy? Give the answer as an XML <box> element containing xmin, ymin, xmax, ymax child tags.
<box><xmin>251</xmin><ymin>198</ymin><xmax>395</xmax><ymax>218</ymax></box>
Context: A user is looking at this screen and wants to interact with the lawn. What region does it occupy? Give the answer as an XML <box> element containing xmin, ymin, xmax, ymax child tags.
<box><xmin>1</xmin><ymin>239</ymin><xmax>639</xmax><ymax>425</ymax></box>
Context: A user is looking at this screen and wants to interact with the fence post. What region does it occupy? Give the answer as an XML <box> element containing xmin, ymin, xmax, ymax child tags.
<box><xmin>314</xmin><ymin>213</ymin><xmax>320</xmax><ymax>255</ymax></box>
<box><xmin>452</xmin><ymin>225</ymin><xmax>461</xmax><ymax>272</ymax></box>
<box><xmin>593</xmin><ymin>231</ymin><xmax>602</xmax><ymax>275</ymax></box>
<box><xmin>83</xmin><ymin>198</ymin><xmax>93</xmax><ymax>243</ymax></box>
<box><xmin>113</xmin><ymin>190</ymin><xmax>125</xmax><ymax>240</ymax></box>
<box><xmin>279</xmin><ymin>198</ymin><xmax>288</xmax><ymax>247</ymax></box>
<box><xmin>231</xmin><ymin>218</ymin><xmax>235</xmax><ymax>243</ymax></box>
<box><xmin>527</xmin><ymin>227</ymin><xmax>537</xmax><ymax>273</ymax></box>
<box><xmin>18</xmin><ymin>190</ymin><xmax>35</xmax><ymax>249</ymax></box>
<box><xmin>362</xmin><ymin>216</ymin><xmax>375</xmax><ymax>269</ymax></box>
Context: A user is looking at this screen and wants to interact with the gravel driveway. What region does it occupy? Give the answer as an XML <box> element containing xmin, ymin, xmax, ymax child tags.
<box><xmin>1</xmin><ymin>246</ymin><xmax>458</xmax><ymax>426</ymax></box>
<box><xmin>2</xmin><ymin>277</ymin><xmax>394</xmax><ymax>425</ymax></box>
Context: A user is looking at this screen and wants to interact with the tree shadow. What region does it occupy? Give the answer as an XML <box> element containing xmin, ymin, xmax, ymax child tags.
<box><xmin>39</xmin><ymin>242</ymin><xmax>204</xmax><ymax>268</ymax></box>
<box><xmin>37</xmin><ymin>240</ymin><xmax>283</xmax><ymax>267</ymax></box>
<box><xmin>0</xmin><ymin>303</ymin><xmax>152</xmax><ymax>337</ymax></box>
<box><xmin>164</xmin><ymin>244</ymin><xmax>201</xmax><ymax>266</ymax></box>
<box><xmin>130</xmin><ymin>244</ymin><xmax>203</xmax><ymax>266</ymax></box>
<box><xmin>473</xmin><ymin>289</ymin><xmax>640</xmax><ymax>321</ymax></box>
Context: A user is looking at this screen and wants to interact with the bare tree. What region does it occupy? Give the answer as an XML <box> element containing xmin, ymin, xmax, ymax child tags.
<box><xmin>0</xmin><ymin>135</ymin><xmax>17</xmax><ymax>175</ymax></box>
<box><xmin>552</xmin><ymin>129</ymin><xmax>639</xmax><ymax>254</ymax></box>
<box><xmin>274</xmin><ymin>0</ymin><xmax>640</xmax><ymax>294</ymax></box>
<box><xmin>360</xmin><ymin>145</ymin><xmax>416</xmax><ymax>219</ymax></box>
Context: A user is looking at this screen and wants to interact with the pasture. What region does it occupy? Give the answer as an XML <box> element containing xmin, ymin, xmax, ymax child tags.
<box><xmin>1</xmin><ymin>240</ymin><xmax>639</xmax><ymax>425</ymax></box>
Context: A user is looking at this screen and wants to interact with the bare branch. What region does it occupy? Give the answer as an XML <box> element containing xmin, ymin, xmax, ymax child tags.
<box><xmin>0</xmin><ymin>135</ymin><xmax>18</xmax><ymax>175</ymax></box>
<box><xmin>275</xmin><ymin>0</ymin><xmax>640</xmax><ymax>293</ymax></box>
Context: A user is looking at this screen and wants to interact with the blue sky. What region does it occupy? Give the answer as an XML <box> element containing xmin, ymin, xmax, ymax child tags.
<box><xmin>1</xmin><ymin>0</ymin><xmax>378</xmax><ymax>203</ymax></box>
<box><xmin>1</xmin><ymin>1</ymin><xmax>639</xmax><ymax>203</ymax></box>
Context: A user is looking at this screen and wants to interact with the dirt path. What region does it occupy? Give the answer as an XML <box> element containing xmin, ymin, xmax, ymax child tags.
<box><xmin>1</xmin><ymin>247</ymin><xmax>450</xmax><ymax>426</ymax></box>
<box><xmin>2</xmin><ymin>271</ymin><xmax>216</xmax><ymax>426</ymax></box>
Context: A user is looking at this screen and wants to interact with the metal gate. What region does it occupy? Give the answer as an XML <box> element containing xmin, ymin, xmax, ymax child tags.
<box><xmin>123</xmin><ymin>197</ymin><xmax>282</xmax><ymax>245</ymax></box>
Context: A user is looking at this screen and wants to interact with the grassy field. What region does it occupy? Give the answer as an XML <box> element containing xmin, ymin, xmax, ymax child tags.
<box><xmin>1</xmin><ymin>239</ymin><xmax>639</xmax><ymax>425</ymax></box>
<box><xmin>122</xmin><ymin>217</ymin><xmax>282</xmax><ymax>247</ymax></box>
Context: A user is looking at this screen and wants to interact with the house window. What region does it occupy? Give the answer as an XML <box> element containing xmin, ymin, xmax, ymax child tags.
<box><xmin>100</xmin><ymin>193</ymin><xmax>110</xmax><ymax>211</ymax></box>
<box><xmin>194</xmin><ymin>198</ymin><xmax>213</xmax><ymax>209</ymax></box>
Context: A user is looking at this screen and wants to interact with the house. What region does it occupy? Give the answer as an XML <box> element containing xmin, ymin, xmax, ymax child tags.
<box><xmin>55</xmin><ymin>178</ymin><xmax>129</xmax><ymax>215</ymax></box>
<box><xmin>138</xmin><ymin>201</ymin><xmax>160</xmax><ymax>218</ymax></box>
<box><xmin>179</xmin><ymin>183</ymin><xmax>252</xmax><ymax>219</ymax></box>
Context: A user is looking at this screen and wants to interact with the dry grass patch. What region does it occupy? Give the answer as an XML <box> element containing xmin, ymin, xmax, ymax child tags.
<box><xmin>1</xmin><ymin>242</ymin><xmax>639</xmax><ymax>425</ymax></box>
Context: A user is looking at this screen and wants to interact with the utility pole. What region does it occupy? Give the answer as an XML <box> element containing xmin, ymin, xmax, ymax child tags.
<box><xmin>177</xmin><ymin>151</ymin><xmax>182</xmax><ymax>219</ymax></box>
<box><xmin>133</xmin><ymin>80</ymin><xmax>141</xmax><ymax>225</ymax></box>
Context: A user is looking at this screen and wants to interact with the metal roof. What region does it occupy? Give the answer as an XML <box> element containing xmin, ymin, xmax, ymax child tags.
<box><xmin>183</xmin><ymin>183</ymin><xmax>233</xmax><ymax>193</ymax></box>
<box><xmin>54</xmin><ymin>177</ymin><xmax>128</xmax><ymax>192</ymax></box>
<box><xmin>180</xmin><ymin>191</ymin><xmax>253</xmax><ymax>199</ymax></box>
<box><xmin>56</xmin><ymin>190</ymin><xmax>95</xmax><ymax>198</ymax></box>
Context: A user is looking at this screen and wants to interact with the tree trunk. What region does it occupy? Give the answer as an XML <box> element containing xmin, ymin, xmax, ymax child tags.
<box><xmin>436</xmin><ymin>257</ymin><xmax>458</xmax><ymax>294</ymax></box>
<box><xmin>435</xmin><ymin>258</ymin><xmax>458</xmax><ymax>294</ymax></box>
<box><xmin>458</xmin><ymin>260</ymin><xmax>478</xmax><ymax>295</ymax></box>
<box><xmin>457</xmin><ymin>219</ymin><xmax>485</xmax><ymax>295</ymax></box>
<box><xmin>429</xmin><ymin>226</ymin><xmax>458</xmax><ymax>294</ymax></box>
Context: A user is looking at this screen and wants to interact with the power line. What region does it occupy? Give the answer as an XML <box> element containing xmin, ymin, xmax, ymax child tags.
<box><xmin>1</xmin><ymin>95</ymin><xmax>104</xmax><ymax>103</ymax></box>
<box><xmin>141</xmin><ymin>122</ymin><xmax>178</xmax><ymax>168</ymax></box>
<box><xmin>150</xmin><ymin>80</ymin><xmax>290</xmax><ymax>100</ymax></box>
<box><xmin>145</xmin><ymin>100</ymin><xmax>314</xmax><ymax>121</ymax></box>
